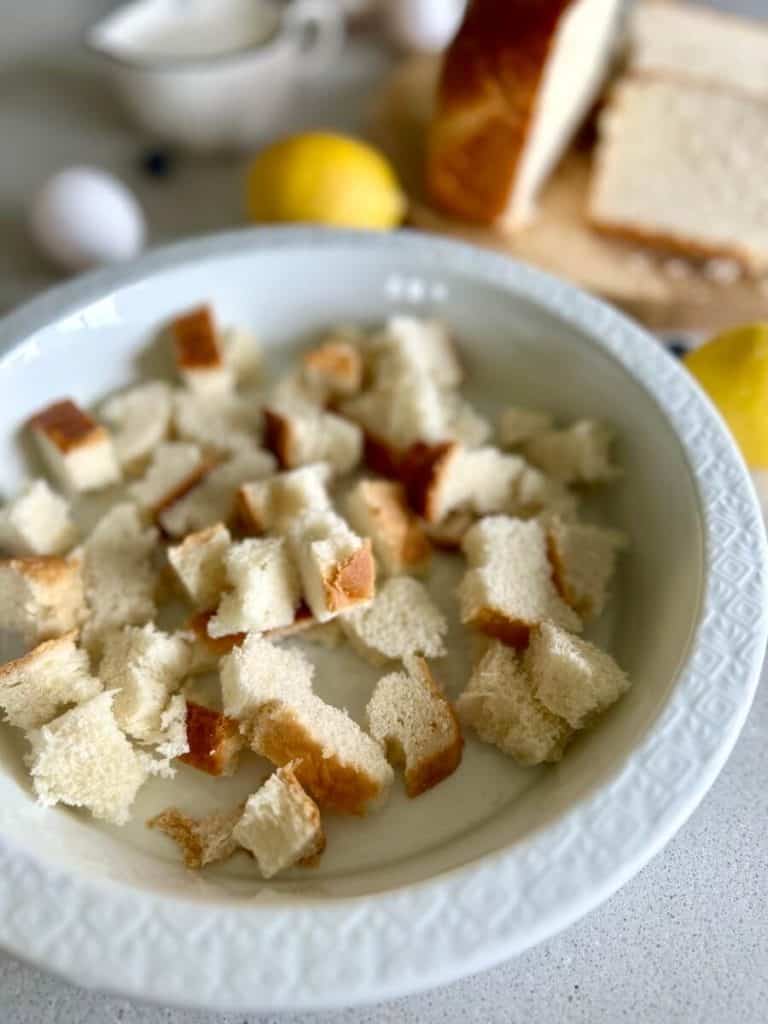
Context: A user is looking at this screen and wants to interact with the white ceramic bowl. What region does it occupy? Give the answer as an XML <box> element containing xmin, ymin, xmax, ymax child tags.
<box><xmin>0</xmin><ymin>228</ymin><xmax>765</xmax><ymax>1012</ymax></box>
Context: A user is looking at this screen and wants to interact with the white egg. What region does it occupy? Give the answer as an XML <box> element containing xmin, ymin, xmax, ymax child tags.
<box><xmin>383</xmin><ymin>0</ymin><xmax>466</xmax><ymax>53</ymax></box>
<box><xmin>29</xmin><ymin>167</ymin><xmax>146</xmax><ymax>273</ymax></box>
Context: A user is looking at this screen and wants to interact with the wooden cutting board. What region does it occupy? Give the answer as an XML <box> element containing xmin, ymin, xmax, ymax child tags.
<box><xmin>372</xmin><ymin>56</ymin><xmax>768</xmax><ymax>331</ymax></box>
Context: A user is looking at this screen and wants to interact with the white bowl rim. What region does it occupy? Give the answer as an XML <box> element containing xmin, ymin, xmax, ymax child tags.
<box><xmin>0</xmin><ymin>227</ymin><xmax>765</xmax><ymax>1011</ymax></box>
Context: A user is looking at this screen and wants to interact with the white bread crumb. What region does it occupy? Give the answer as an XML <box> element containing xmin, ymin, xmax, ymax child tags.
<box><xmin>208</xmin><ymin>537</ymin><xmax>301</xmax><ymax>638</ymax></box>
<box><xmin>457</xmin><ymin>642</ymin><xmax>571</xmax><ymax>765</ymax></box>
<box><xmin>232</xmin><ymin>764</ymin><xmax>325</xmax><ymax>878</ymax></box>
<box><xmin>28</xmin><ymin>399</ymin><xmax>120</xmax><ymax>493</ymax></box>
<box><xmin>0</xmin><ymin>631</ymin><xmax>101</xmax><ymax>730</ymax></box>
<box><xmin>346</xmin><ymin>478</ymin><xmax>431</xmax><ymax>576</ymax></box>
<box><xmin>340</xmin><ymin>577</ymin><xmax>447</xmax><ymax>665</ymax></box>
<box><xmin>167</xmin><ymin>523</ymin><xmax>231</xmax><ymax>610</ymax></box>
<box><xmin>0</xmin><ymin>480</ymin><xmax>77</xmax><ymax>556</ymax></box>
<box><xmin>0</xmin><ymin>554</ymin><xmax>85</xmax><ymax>644</ymax></box>
<box><xmin>526</xmin><ymin>622</ymin><xmax>630</xmax><ymax>729</ymax></box>
<box><xmin>367</xmin><ymin>656</ymin><xmax>462</xmax><ymax>796</ymax></box>
<box><xmin>27</xmin><ymin>691</ymin><xmax>150</xmax><ymax>825</ymax></box>
<box><xmin>100</xmin><ymin>382</ymin><xmax>173</xmax><ymax>472</ymax></box>
<box><xmin>459</xmin><ymin>517</ymin><xmax>582</xmax><ymax>646</ymax></box>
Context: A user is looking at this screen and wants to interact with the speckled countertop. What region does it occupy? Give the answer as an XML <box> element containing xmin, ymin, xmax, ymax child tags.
<box><xmin>1</xmin><ymin>2</ymin><xmax>767</xmax><ymax>1021</ymax></box>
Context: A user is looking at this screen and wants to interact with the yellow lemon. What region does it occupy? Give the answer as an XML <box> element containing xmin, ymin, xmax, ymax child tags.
<box><xmin>245</xmin><ymin>133</ymin><xmax>405</xmax><ymax>230</ymax></box>
<box><xmin>684</xmin><ymin>322</ymin><xmax>768</xmax><ymax>466</ymax></box>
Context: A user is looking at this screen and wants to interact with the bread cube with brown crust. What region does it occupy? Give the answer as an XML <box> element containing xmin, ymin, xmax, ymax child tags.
<box><xmin>346</xmin><ymin>479</ymin><xmax>431</xmax><ymax>576</ymax></box>
<box><xmin>28</xmin><ymin>399</ymin><xmax>120</xmax><ymax>493</ymax></box>
<box><xmin>171</xmin><ymin>305</ymin><xmax>233</xmax><ymax>395</ymax></box>
<box><xmin>179</xmin><ymin>701</ymin><xmax>245</xmax><ymax>776</ymax></box>
<box><xmin>0</xmin><ymin>555</ymin><xmax>85</xmax><ymax>644</ymax></box>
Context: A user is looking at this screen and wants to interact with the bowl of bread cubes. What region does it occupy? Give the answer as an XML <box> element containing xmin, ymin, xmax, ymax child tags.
<box><xmin>0</xmin><ymin>227</ymin><xmax>764</xmax><ymax>1011</ymax></box>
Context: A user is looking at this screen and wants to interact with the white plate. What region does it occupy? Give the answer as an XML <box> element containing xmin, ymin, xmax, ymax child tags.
<box><xmin>0</xmin><ymin>228</ymin><xmax>765</xmax><ymax>1012</ymax></box>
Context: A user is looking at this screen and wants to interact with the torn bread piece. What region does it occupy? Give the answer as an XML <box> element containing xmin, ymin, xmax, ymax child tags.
<box><xmin>232</xmin><ymin>764</ymin><xmax>325</xmax><ymax>878</ymax></box>
<box><xmin>346</xmin><ymin>479</ymin><xmax>431</xmax><ymax>576</ymax></box>
<box><xmin>27</xmin><ymin>691</ymin><xmax>150</xmax><ymax>825</ymax></box>
<box><xmin>171</xmin><ymin>305</ymin><xmax>234</xmax><ymax>395</ymax></box>
<box><xmin>237</xmin><ymin>463</ymin><xmax>334</xmax><ymax>536</ymax></box>
<box><xmin>367</xmin><ymin>656</ymin><xmax>463</xmax><ymax>796</ymax></box>
<box><xmin>158</xmin><ymin>447</ymin><xmax>275</xmax><ymax>538</ymax></box>
<box><xmin>425</xmin><ymin>509</ymin><xmax>475</xmax><ymax>551</ymax></box>
<box><xmin>221</xmin><ymin>636</ymin><xmax>393</xmax><ymax>813</ymax></box>
<box><xmin>179</xmin><ymin>701</ymin><xmax>244</xmax><ymax>776</ymax></box>
<box><xmin>0</xmin><ymin>480</ymin><xmax>77</xmax><ymax>557</ymax></box>
<box><xmin>287</xmin><ymin>510</ymin><xmax>375</xmax><ymax>622</ymax></box>
<box><xmin>447</xmin><ymin>396</ymin><xmax>492</xmax><ymax>449</ymax></box>
<box><xmin>302</xmin><ymin>336</ymin><xmax>364</xmax><ymax>400</ymax></box>
<box><xmin>172</xmin><ymin>390</ymin><xmax>263</xmax><ymax>458</ymax></box>
<box><xmin>99</xmin><ymin>624</ymin><xmax>190</xmax><ymax>742</ymax></box>
<box><xmin>459</xmin><ymin>517</ymin><xmax>582</xmax><ymax>647</ymax></box>
<box><xmin>149</xmin><ymin>803</ymin><xmax>244</xmax><ymax>869</ymax></box>
<box><xmin>181</xmin><ymin>611</ymin><xmax>245</xmax><ymax>675</ymax></box>
<box><xmin>340</xmin><ymin>577</ymin><xmax>447</xmax><ymax>666</ymax></box>
<box><xmin>167</xmin><ymin>523</ymin><xmax>231</xmax><ymax>610</ymax></box>
<box><xmin>28</xmin><ymin>399</ymin><xmax>120</xmax><ymax>493</ymax></box>
<box><xmin>128</xmin><ymin>442</ymin><xmax>211</xmax><ymax>518</ymax></box>
<box><xmin>457</xmin><ymin>642</ymin><xmax>571</xmax><ymax>766</ymax></box>
<box><xmin>0</xmin><ymin>555</ymin><xmax>85</xmax><ymax>644</ymax></box>
<box><xmin>498</xmin><ymin>407</ymin><xmax>555</xmax><ymax>449</ymax></box>
<box><xmin>547</xmin><ymin>517</ymin><xmax>626</xmax><ymax>619</ymax></box>
<box><xmin>220</xmin><ymin>324</ymin><xmax>262</xmax><ymax>386</ymax></box>
<box><xmin>150</xmin><ymin>694</ymin><xmax>190</xmax><ymax>764</ymax></box>
<box><xmin>523</xmin><ymin>421</ymin><xmax>621</xmax><ymax>484</ymax></box>
<box><xmin>81</xmin><ymin>503</ymin><xmax>158</xmax><ymax>656</ymax></box>
<box><xmin>369</xmin><ymin>317</ymin><xmax>463</xmax><ymax>390</ymax></box>
<box><xmin>264</xmin><ymin>405</ymin><xmax>363</xmax><ymax>475</ymax></box>
<box><xmin>207</xmin><ymin>536</ymin><xmax>301</xmax><ymax>638</ymax></box>
<box><xmin>526</xmin><ymin>622</ymin><xmax>630</xmax><ymax>730</ymax></box>
<box><xmin>100</xmin><ymin>381</ymin><xmax>173</xmax><ymax>473</ymax></box>
<box><xmin>0</xmin><ymin>631</ymin><xmax>101</xmax><ymax>730</ymax></box>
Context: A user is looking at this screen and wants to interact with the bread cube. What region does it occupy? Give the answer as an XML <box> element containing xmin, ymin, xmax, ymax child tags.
<box><xmin>128</xmin><ymin>442</ymin><xmax>210</xmax><ymax>517</ymax></box>
<box><xmin>172</xmin><ymin>390</ymin><xmax>263</xmax><ymax>458</ymax></box>
<box><xmin>457</xmin><ymin>642</ymin><xmax>571</xmax><ymax>765</ymax></box>
<box><xmin>221</xmin><ymin>635</ymin><xmax>314</xmax><ymax>720</ymax></box>
<box><xmin>523</xmin><ymin>420</ymin><xmax>621</xmax><ymax>484</ymax></box>
<box><xmin>179</xmin><ymin>701</ymin><xmax>244</xmax><ymax>776</ymax></box>
<box><xmin>0</xmin><ymin>480</ymin><xmax>77</xmax><ymax>556</ymax></box>
<box><xmin>0</xmin><ymin>555</ymin><xmax>85</xmax><ymax>644</ymax></box>
<box><xmin>220</xmin><ymin>324</ymin><xmax>262</xmax><ymax>386</ymax></box>
<box><xmin>28</xmin><ymin>399</ymin><xmax>120</xmax><ymax>493</ymax></box>
<box><xmin>264</xmin><ymin>405</ymin><xmax>362</xmax><ymax>475</ymax></box>
<box><xmin>233</xmin><ymin>764</ymin><xmax>325</xmax><ymax>878</ymax></box>
<box><xmin>459</xmin><ymin>517</ymin><xmax>582</xmax><ymax>647</ymax></box>
<box><xmin>367</xmin><ymin>657</ymin><xmax>463</xmax><ymax>796</ymax></box>
<box><xmin>370</xmin><ymin>317</ymin><xmax>462</xmax><ymax>390</ymax></box>
<box><xmin>100</xmin><ymin>381</ymin><xmax>173</xmax><ymax>472</ymax></box>
<box><xmin>526</xmin><ymin>622</ymin><xmax>630</xmax><ymax>729</ymax></box>
<box><xmin>158</xmin><ymin>447</ymin><xmax>275</xmax><ymax>538</ymax></box>
<box><xmin>167</xmin><ymin>523</ymin><xmax>231</xmax><ymax>610</ymax></box>
<box><xmin>0</xmin><ymin>631</ymin><xmax>101</xmax><ymax>730</ymax></box>
<box><xmin>303</xmin><ymin>335</ymin><xmax>364</xmax><ymax>399</ymax></box>
<box><xmin>547</xmin><ymin>518</ymin><xmax>627</xmax><ymax>619</ymax></box>
<box><xmin>340</xmin><ymin>577</ymin><xmax>447</xmax><ymax>666</ymax></box>
<box><xmin>171</xmin><ymin>305</ymin><xmax>233</xmax><ymax>395</ymax></box>
<box><xmin>81</xmin><ymin>504</ymin><xmax>158</xmax><ymax>655</ymax></box>
<box><xmin>346</xmin><ymin>479</ymin><xmax>431</xmax><ymax>576</ymax></box>
<box><xmin>99</xmin><ymin>624</ymin><xmax>190</xmax><ymax>741</ymax></box>
<box><xmin>149</xmin><ymin>803</ymin><xmax>243</xmax><ymax>869</ymax></box>
<box><xmin>27</xmin><ymin>691</ymin><xmax>150</xmax><ymax>825</ymax></box>
<box><xmin>498</xmin><ymin>406</ymin><xmax>554</xmax><ymax>448</ymax></box>
<box><xmin>207</xmin><ymin>537</ymin><xmax>301</xmax><ymax>638</ymax></box>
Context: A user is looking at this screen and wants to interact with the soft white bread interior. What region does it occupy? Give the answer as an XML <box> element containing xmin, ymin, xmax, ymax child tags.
<box><xmin>27</xmin><ymin>691</ymin><xmax>150</xmax><ymax>825</ymax></box>
<box><xmin>589</xmin><ymin>77</ymin><xmax>768</xmax><ymax>272</ymax></box>
<box><xmin>128</xmin><ymin>442</ymin><xmax>210</xmax><ymax>517</ymax></box>
<box><xmin>221</xmin><ymin>635</ymin><xmax>393</xmax><ymax>814</ymax></box>
<box><xmin>207</xmin><ymin>537</ymin><xmax>301</xmax><ymax>638</ymax></box>
<box><xmin>171</xmin><ymin>305</ymin><xmax>234</xmax><ymax>396</ymax></box>
<box><xmin>498</xmin><ymin>407</ymin><xmax>554</xmax><ymax>449</ymax></box>
<box><xmin>457</xmin><ymin>641</ymin><xmax>571</xmax><ymax>765</ymax></box>
<box><xmin>523</xmin><ymin>420</ymin><xmax>620</xmax><ymax>484</ymax></box>
<box><xmin>369</xmin><ymin>317</ymin><xmax>462</xmax><ymax>390</ymax></box>
<box><xmin>167</xmin><ymin>523</ymin><xmax>232</xmax><ymax>610</ymax></box>
<box><xmin>81</xmin><ymin>503</ymin><xmax>158</xmax><ymax>655</ymax></box>
<box><xmin>427</xmin><ymin>0</ymin><xmax>623</xmax><ymax>228</ymax></box>
<box><xmin>264</xmin><ymin>405</ymin><xmax>363</xmax><ymax>475</ymax></box>
<box><xmin>28</xmin><ymin>399</ymin><xmax>121</xmax><ymax>493</ymax></box>
<box><xmin>346</xmin><ymin>478</ymin><xmax>431</xmax><ymax>576</ymax></box>
<box><xmin>459</xmin><ymin>516</ymin><xmax>582</xmax><ymax>646</ymax></box>
<box><xmin>547</xmin><ymin>517</ymin><xmax>626</xmax><ymax>619</ymax></box>
<box><xmin>340</xmin><ymin>576</ymin><xmax>447</xmax><ymax>666</ymax></box>
<box><xmin>100</xmin><ymin>382</ymin><xmax>173</xmax><ymax>473</ymax></box>
<box><xmin>367</xmin><ymin>656</ymin><xmax>463</xmax><ymax>796</ymax></box>
<box><xmin>302</xmin><ymin>334</ymin><xmax>364</xmax><ymax>400</ymax></box>
<box><xmin>0</xmin><ymin>480</ymin><xmax>77</xmax><ymax>557</ymax></box>
<box><xmin>525</xmin><ymin>621</ymin><xmax>630</xmax><ymax>729</ymax></box>
<box><xmin>150</xmin><ymin>694</ymin><xmax>190</xmax><ymax>764</ymax></box>
<box><xmin>237</xmin><ymin>462</ymin><xmax>333</xmax><ymax>537</ymax></box>
<box><xmin>99</xmin><ymin>624</ymin><xmax>190</xmax><ymax>742</ymax></box>
<box><xmin>220</xmin><ymin>324</ymin><xmax>262</xmax><ymax>386</ymax></box>
<box><xmin>629</xmin><ymin>0</ymin><xmax>768</xmax><ymax>100</ymax></box>
<box><xmin>0</xmin><ymin>631</ymin><xmax>101</xmax><ymax>730</ymax></box>
<box><xmin>232</xmin><ymin>764</ymin><xmax>325</xmax><ymax>878</ymax></box>
<box><xmin>158</xmin><ymin>446</ymin><xmax>275</xmax><ymax>538</ymax></box>
<box><xmin>172</xmin><ymin>390</ymin><xmax>262</xmax><ymax>458</ymax></box>
<box><xmin>148</xmin><ymin>803</ymin><xmax>243</xmax><ymax>869</ymax></box>
<box><xmin>0</xmin><ymin>554</ymin><xmax>85</xmax><ymax>644</ymax></box>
